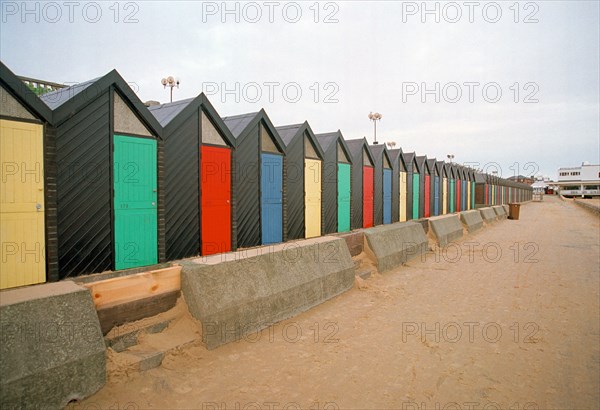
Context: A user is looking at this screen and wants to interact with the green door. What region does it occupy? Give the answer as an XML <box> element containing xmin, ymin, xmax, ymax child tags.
<box><xmin>449</xmin><ymin>180</ymin><xmax>455</xmax><ymax>213</ymax></box>
<box><xmin>114</xmin><ymin>135</ymin><xmax>158</xmax><ymax>270</ymax></box>
<box><xmin>412</xmin><ymin>173</ymin><xmax>420</xmax><ymax>219</ymax></box>
<box><xmin>337</xmin><ymin>163</ymin><xmax>351</xmax><ymax>232</ymax></box>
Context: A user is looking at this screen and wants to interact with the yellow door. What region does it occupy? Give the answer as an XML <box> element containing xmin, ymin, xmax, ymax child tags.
<box><xmin>0</xmin><ymin>119</ymin><xmax>46</xmax><ymax>289</ymax></box>
<box><xmin>399</xmin><ymin>171</ymin><xmax>407</xmax><ymax>222</ymax></box>
<box><xmin>467</xmin><ymin>181</ymin><xmax>471</xmax><ymax>210</ymax></box>
<box><xmin>442</xmin><ymin>177</ymin><xmax>448</xmax><ymax>214</ymax></box>
<box><xmin>304</xmin><ymin>159</ymin><xmax>322</xmax><ymax>238</ymax></box>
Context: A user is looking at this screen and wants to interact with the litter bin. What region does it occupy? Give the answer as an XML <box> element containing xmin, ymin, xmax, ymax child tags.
<box><xmin>508</xmin><ymin>203</ymin><xmax>520</xmax><ymax>220</ymax></box>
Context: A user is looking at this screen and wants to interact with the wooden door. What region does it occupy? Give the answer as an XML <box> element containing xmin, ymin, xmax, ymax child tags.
<box><xmin>201</xmin><ymin>145</ymin><xmax>231</xmax><ymax>255</ymax></box>
<box><xmin>0</xmin><ymin>120</ymin><xmax>46</xmax><ymax>289</ymax></box>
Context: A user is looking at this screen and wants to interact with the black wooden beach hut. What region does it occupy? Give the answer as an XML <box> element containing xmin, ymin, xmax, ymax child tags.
<box><xmin>148</xmin><ymin>94</ymin><xmax>236</xmax><ymax>259</ymax></box>
<box><xmin>40</xmin><ymin>70</ymin><xmax>164</xmax><ymax>278</ymax></box>
<box><xmin>275</xmin><ymin>121</ymin><xmax>325</xmax><ymax>240</ymax></box>
<box><xmin>0</xmin><ymin>61</ymin><xmax>55</xmax><ymax>288</ymax></box>
<box><xmin>315</xmin><ymin>130</ymin><xmax>353</xmax><ymax>234</ymax></box>
<box><xmin>222</xmin><ymin>110</ymin><xmax>287</xmax><ymax>247</ymax></box>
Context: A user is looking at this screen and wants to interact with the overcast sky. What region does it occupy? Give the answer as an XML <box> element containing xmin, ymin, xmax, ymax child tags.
<box><xmin>2</xmin><ymin>0</ymin><xmax>598</xmax><ymax>178</ymax></box>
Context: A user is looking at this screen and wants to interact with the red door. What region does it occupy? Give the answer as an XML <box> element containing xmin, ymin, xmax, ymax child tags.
<box><xmin>363</xmin><ymin>166</ymin><xmax>374</xmax><ymax>228</ymax></box>
<box><xmin>201</xmin><ymin>146</ymin><xmax>231</xmax><ymax>255</ymax></box>
<box><xmin>424</xmin><ymin>175</ymin><xmax>431</xmax><ymax>217</ymax></box>
<box><xmin>456</xmin><ymin>179</ymin><xmax>461</xmax><ymax>211</ymax></box>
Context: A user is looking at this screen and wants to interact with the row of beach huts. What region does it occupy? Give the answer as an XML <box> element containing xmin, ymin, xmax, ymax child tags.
<box><xmin>0</xmin><ymin>61</ymin><xmax>532</xmax><ymax>290</ymax></box>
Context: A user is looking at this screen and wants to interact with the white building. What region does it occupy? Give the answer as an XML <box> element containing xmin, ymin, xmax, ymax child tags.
<box><xmin>557</xmin><ymin>163</ymin><xmax>600</xmax><ymax>197</ymax></box>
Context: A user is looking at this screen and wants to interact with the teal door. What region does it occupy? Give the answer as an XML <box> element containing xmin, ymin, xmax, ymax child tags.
<box><xmin>337</xmin><ymin>163</ymin><xmax>351</xmax><ymax>232</ymax></box>
<box><xmin>114</xmin><ymin>135</ymin><xmax>158</xmax><ymax>270</ymax></box>
<box><xmin>412</xmin><ymin>174</ymin><xmax>420</xmax><ymax>219</ymax></box>
<box><xmin>449</xmin><ymin>180</ymin><xmax>455</xmax><ymax>213</ymax></box>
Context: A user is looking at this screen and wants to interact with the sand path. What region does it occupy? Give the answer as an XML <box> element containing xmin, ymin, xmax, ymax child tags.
<box><xmin>80</xmin><ymin>197</ymin><xmax>600</xmax><ymax>410</ymax></box>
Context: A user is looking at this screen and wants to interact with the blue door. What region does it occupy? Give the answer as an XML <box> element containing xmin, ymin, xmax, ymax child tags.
<box><xmin>261</xmin><ymin>153</ymin><xmax>283</xmax><ymax>244</ymax></box>
<box><xmin>434</xmin><ymin>176</ymin><xmax>440</xmax><ymax>216</ymax></box>
<box><xmin>383</xmin><ymin>169</ymin><xmax>392</xmax><ymax>224</ymax></box>
<box><xmin>462</xmin><ymin>180</ymin><xmax>467</xmax><ymax>211</ymax></box>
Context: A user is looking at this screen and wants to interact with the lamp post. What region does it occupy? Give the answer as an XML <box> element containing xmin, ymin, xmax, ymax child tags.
<box><xmin>447</xmin><ymin>154</ymin><xmax>455</xmax><ymax>163</ymax></box>
<box><xmin>161</xmin><ymin>76</ymin><xmax>180</xmax><ymax>103</ymax></box>
<box><xmin>386</xmin><ymin>141</ymin><xmax>396</xmax><ymax>149</ymax></box>
<box><xmin>368</xmin><ymin>112</ymin><xmax>382</xmax><ymax>144</ymax></box>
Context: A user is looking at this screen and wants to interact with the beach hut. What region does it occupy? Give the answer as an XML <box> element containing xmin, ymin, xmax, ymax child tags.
<box><xmin>222</xmin><ymin>110</ymin><xmax>286</xmax><ymax>247</ymax></box>
<box><xmin>276</xmin><ymin>122</ymin><xmax>325</xmax><ymax>240</ymax></box>
<box><xmin>459</xmin><ymin>166</ymin><xmax>467</xmax><ymax>211</ymax></box>
<box><xmin>369</xmin><ymin>144</ymin><xmax>393</xmax><ymax>225</ymax></box>
<box><xmin>465</xmin><ymin>168</ymin><xmax>472</xmax><ymax>209</ymax></box>
<box><xmin>388</xmin><ymin>149</ymin><xmax>408</xmax><ymax>223</ymax></box>
<box><xmin>425</xmin><ymin>158</ymin><xmax>436</xmax><ymax>218</ymax></box>
<box><xmin>402</xmin><ymin>152</ymin><xmax>417</xmax><ymax>220</ymax></box>
<box><xmin>448</xmin><ymin>165</ymin><xmax>457</xmax><ymax>213</ymax></box>
<box><xmin>415</xmin><ymin>156</ymin><xmax>427</xmax><ymax>219</ymax></box>
<box><xmin>475</xmin><ymin>172</ymin><xmax>487</xmax><ymax>207</ymax></box>
<box><xmin>346</xmin><ymin>138</ymin><xmax>375</xmax><ymax>229</ymax></box>
<box><xmin>0</xmin><ymin>61</ymin><xmax>54</xmax><ymax>288</ymax></box>
<box><xmin>441</xmin><ymin>163</ymin><xmax>450</xmax><ymax>214</ymax></box>
<box><xmin>315</xmin><ymin>130</ymin><xmax>352</xmax><ymax>234</ymax></box>
<box><xmin>40</xmin><ymin>70</ymin><xmax>164</xmax><ymax>278</ymax></box>
<box><xmin>431</xmin><ymin>158</ymin><xmax>442</xmax><ymax>216</ymax></box>
<box><xmin>455</xmin><ymin>165</ymin><xmax>462</xmax><ymax>212</ymax></box>
<box><xmin>148</xmin><ymin>94</ymin><xmax>235</xmax><ymax>258</ymax></box>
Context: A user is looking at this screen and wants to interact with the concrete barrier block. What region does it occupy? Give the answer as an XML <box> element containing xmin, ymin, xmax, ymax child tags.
<box><xmin>363</xmin><ymin>221</ymin><xmax>428</xmax><ymax>273</ymax></box>
<box><xmin>335</xmin><ymin>230</ymin><xmax>364</xmax><ymax>256</ymax></box>
<box><xmin>0</xmin><ymin>282</ymin><xmax>106</xmax><ymax>409</ymax></box>
<box><xmin>479</xmin><ymin>207</ymin><xmax>498</xmax><ymax>224</ymax></box>
<box><xmin>460</xmin><ymin>210</ymin><xmax>484</xmax><ymax>232</ymax></box>
<box><xmin>428</xmin><ymin>214</ymin><xmax>464</xmax><ymax>247</ymax></box>
<box><xmin>493</xmin><ymin>205</ymin><xmax>507</xmax><ymax>220</ymax></box>
<box><xmin>180</xmin><ymin>236</ymin><xmax>355</xmax><ymax>349</ymax></box>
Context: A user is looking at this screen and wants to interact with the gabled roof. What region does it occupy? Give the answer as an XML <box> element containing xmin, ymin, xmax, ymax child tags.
<box><xmin>455</xmin><ymin>165</ymin><xmax>463</xmax><ymax>179</ymax></box>
<box><xmin>0</xmin><ymin>60</ymin><xmax>52</xmax><ymax>122</ymax></box>
<box><xmin>436</xmin><ymin>161</ymin><xmax>446</xmax><ymax>177</ymax></box>
<box><xmin>402</xmin><ymin>152</ymin><xmax>417</xmax><ymax>172</ymax></box>
<box><xmin>148</xmin><ymin>93</ymin><xmax>235</xmax><ymax>147</ymax></box>
<box><xmin>415</xmin><ymin>155</ymin><xmax>427</xmax><ymax>174</ymax></box>
<box><xmin>276</xmin><ymin>123</ymin><xmax>303</xmax><ymax>145</ymax></box>
<box><xmin>148</xmin><ymin>97</ymin><xmax>194</xmax><ymax>125</ymax></box>
<box><xmin>369</xmin><ymin>144</ymin><xmax>393</xmax><ymax>170</ymax></box>
<box><xmin>315</xmin><ymin>130</ymin><xmax>353</xmax><ymax>164</ymax></box>
<box><xmin>222</xmin><ymin>112</ymin><xmax>259</xmax><ymax>138</ymax></box>
<box><xmin>345</xmin><ymin>137</ymin><xmax>375</xmax><ymax>166</ymax></box>
<box><xmin>475</xmin><ymin>173</ymin><xmax>487</xmax><ymax>183</ymax></box>
<box><xmin>444</xmin><ymin>163</ymin><xmax>454</xmax><ymax>178</ymax></box>
<box><xmin>41</xmin><ymin>78</ymin><xmax>98</xmax><ymax>110</ymax></box>
<box><xmin>275</xmin><ymin>121</ymin><xmax>325</xmax><ymax>159</ymax></box>
<box><xmin>221</xmin><ymin>108</ymin><xmax>286</xmax><ymax>153</ymax></box>
<box><xmin>40</xmin><ymin>69</ymin><xmax>163</xmax><ymax>136</ymax></box>
<box><xmin>451</xmin><ymin>164</ymin><xmax>460</xmax><ymax>178</ymax></box>
<box><xmin>427</xmin><ymin>158</ymin><xmax>437</xmax><ymax>175</ymax></box>
<box><xmin>387</xmin><ymin>148</ymin><xmax>407</xmax><ymax>172</ymax></box>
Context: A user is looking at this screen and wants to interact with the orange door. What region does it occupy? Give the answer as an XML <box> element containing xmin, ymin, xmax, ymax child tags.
<box><xmin>201</xmin><ymin>146</ymin><xmax>231</xmax><ymax>255</ymax></box>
